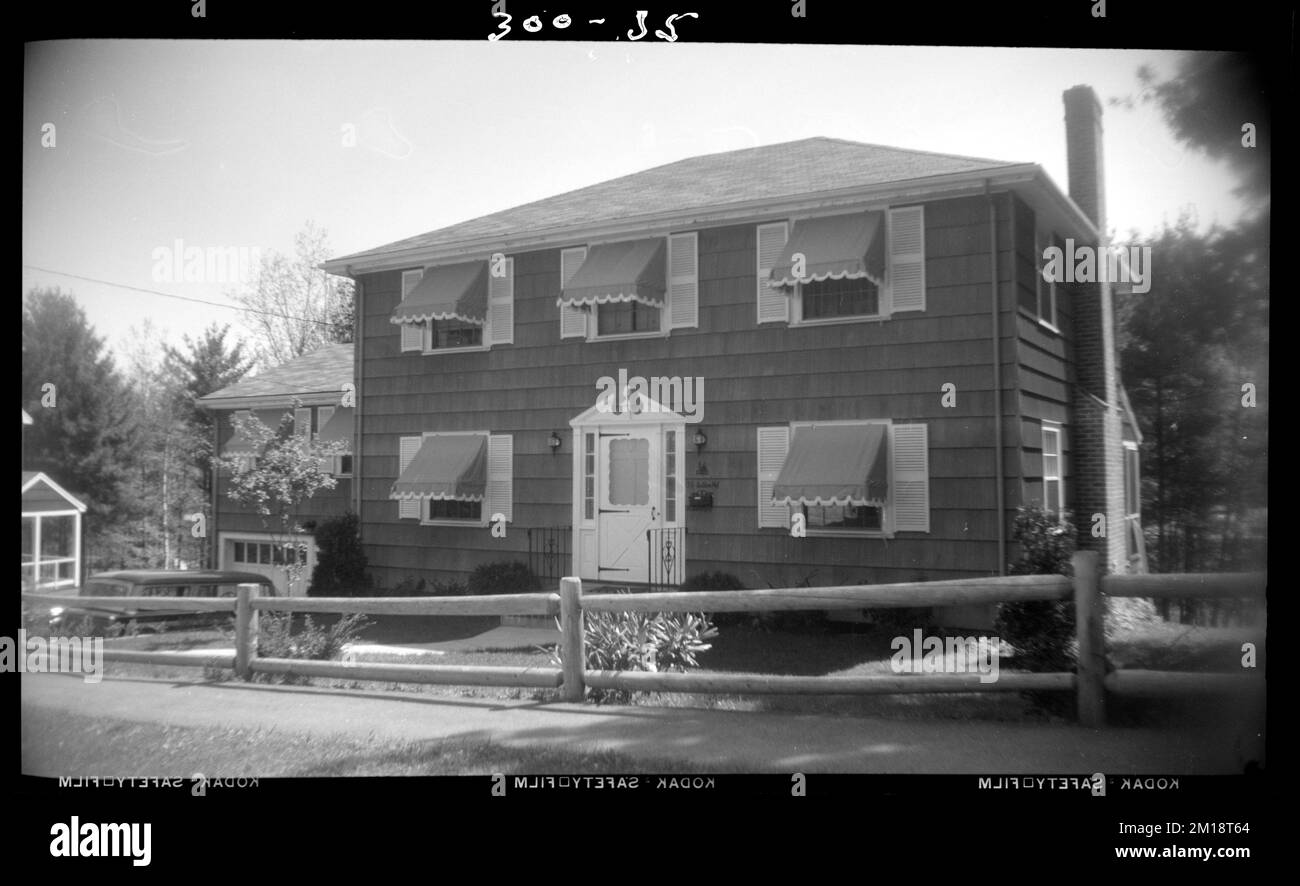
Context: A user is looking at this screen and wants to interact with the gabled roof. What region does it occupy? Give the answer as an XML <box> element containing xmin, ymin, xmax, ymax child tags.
<box><xmin>22</xmin><ymin>471</ymin><xmax>88</xmax><ymax>513</ymax></box>
<box><xmin>198</xmin><ymin>343</ymin><xmax>353</xmax><ymax>410</ymax></box>
<box><xmin>326</xmin><ymin>137</ymin><xmax>1035</xmax><ymax>272</ymax></box>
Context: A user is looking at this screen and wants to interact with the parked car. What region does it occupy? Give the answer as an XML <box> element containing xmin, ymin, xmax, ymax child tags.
<box><xmin>47</xmin><ymin>569</ymin><xmax>278</xmax><ymax>633</ymax></box>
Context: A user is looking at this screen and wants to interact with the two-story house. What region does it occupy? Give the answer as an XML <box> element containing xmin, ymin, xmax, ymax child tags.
<box><xmin>321</xmin><ymin>85</ymin><xmax>1144</xmax><ymax>613</ymax></box>
<box><xmin>198</xmin><ymin>343</ymin><xmax>355</xmax><ymax>595</ymax></box>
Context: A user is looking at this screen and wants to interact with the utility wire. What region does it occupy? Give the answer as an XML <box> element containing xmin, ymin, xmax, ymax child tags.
<box><xmin>22</xmin><ymin>264</ymin><xmax>338</xmax><ymax>328</ymax></box>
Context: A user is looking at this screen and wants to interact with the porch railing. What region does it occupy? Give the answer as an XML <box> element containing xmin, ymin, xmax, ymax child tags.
<box><xmin>527</xmin><ymin>526</ymin><xmax>571</xmax><ymax>584</ymax></box>
<box><xmin>647</xmin><ymin>526</ymin><xmax>687</xmax><ymax>591</ymax></box>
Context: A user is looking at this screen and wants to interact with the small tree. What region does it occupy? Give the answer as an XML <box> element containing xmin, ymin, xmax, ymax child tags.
<box><xmin>309</xmin><ymin>512</ymin><xmax>372</xmax><ymax>597</ymax></box>
<box><xmin>997</xmin><ymin>506</ymin><xmax>1077</xmax><ymax>674</ymax></box>
<box><xmin>213</xmin><ymin>401</ymin><xmax>348</xmax><ymax>593</ymax></box>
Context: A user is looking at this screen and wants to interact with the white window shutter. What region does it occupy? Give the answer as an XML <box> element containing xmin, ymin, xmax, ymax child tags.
<box><xmin>891</xmin><ymin>423</ymin><xmax>930</xmax><ymax>532</ymax></box>
<box><xmin>756</xmin><ymin>222</ymin><xmax>789</xmax><ymax>324</ymax></box>
<box><xmin>486</xmin><ymin>434</ymin><xmax>513</xmax><ymax>523</ymax></box>
<box><xmin>888</xmin><ymin>206</ymin><xmax>926</xmax><ymax>313</ymax></box>
<box><xmin>400</xmin><ymin>321</ymin><xmax>424</xmax><ymax>352</ymax></box>
<box><xmin>400</xmin><ymin>270</ymin><xmax>425</xmax><ymax>352</ymax></box>
<box><xmin>294</xmin><ymin>407</ymin><xmax>312</xmax><ymax>454</ymax></box>
<box><xmin>667</xmin><ymin>232</ymin><xmax>698</xmax><ymax>329</ymax></box>
<box><xmin>560</xmin><ymin>247</ymin><xmax>588</xmax><ymax>339</ymax></box>
<box><xmin>316</xmin><ymin>406</ymin><xmax>335</xmax><ymax>472</ymax></box>
<box><xmin>756</xmin><ymin>426</ymin><xmax>791</xmax><ymax>528</ymax></box>
<box><xmin>398</xmin><ymin>435</ymin><xmax>421</xmax><ymax>519</ymax></box>
<box><xmin>488</xmin><ymin>256</ymin><xmax>514</xmax><ymax>345</ymax></box>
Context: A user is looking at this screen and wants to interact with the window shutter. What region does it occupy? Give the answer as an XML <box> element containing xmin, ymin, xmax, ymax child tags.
<box><xmin>400</xmin><ymin>322</ymin><xmax>424</xmax><ymax>352</ymax></box>
<box><xmin>294</xmin><ymin>407</ymin><xmax>312</xmax><ymax>454</ymax></box>
<box><xmin>559</xmin><ymin>247</ymin><xmax>588</xmax><ymax>339</ymax></box>
<box><xmin>891</xmin><ymin>423</ymin><xmax>930</xmax><ymax>532</ymax></box>
<box><xmin>756</xmin><ymin>222</ymin><xmax>789</xmax><ymax>324</ymax></box>
<box><xmin>756</xmin><ymin>425</ymin><xmax>791</xmax><ymax>528</ymax></box>
<box><xmin>488</xmin><ymin>256</ymin><xmax>514</xmax><ymax>346</ymax></box>
<box><xmin>397</xmin><ymin>435</ymin><xmax>421</xmax><ymax>519</ymax></box>
<box><xmin>400</xmin><ymin>270</ymin><xmax>425</xmax><ymax>352</ymax></box>
<box><xmin>486</xmin><ymin>434</ymin><xmax>513</xmax><ymax>523</ymax></box>
<box><xmin>888</xmin><ymin>206</ymin><xmax>926</xmax><ymax>313</ymax></box>
<box><xmin>316</xmin><ymin>406</ymin><xmax>335</xmax><ymax>472</ymax></box>
<box><xmin>667</xmin><ymin>232</ymin><xmax>698</xmax><ymax>329</ymax></box>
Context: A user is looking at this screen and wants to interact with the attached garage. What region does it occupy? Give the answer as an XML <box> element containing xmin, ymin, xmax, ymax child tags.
<box><xmin>219</xmin><ymin>532</ymin><xmax>318</xmax><ymax>596</ymax></box>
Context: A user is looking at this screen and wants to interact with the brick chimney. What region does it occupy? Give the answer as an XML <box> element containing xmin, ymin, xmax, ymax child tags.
<box><xmin>1063</xmin><ymin>85</ymin><xmax>1127</xmax><ymax>573</ymax></box>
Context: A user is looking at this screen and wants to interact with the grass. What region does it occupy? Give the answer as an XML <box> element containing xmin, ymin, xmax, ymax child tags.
<box><xmin>46</xmin><ymin>605</ymin><xmax>1265</xmax><ymax>729</ymax></box>
<box><xmin>21</xmin><ymin>709</ymin><xmax>711</xmax><ymax>777</ymax></box>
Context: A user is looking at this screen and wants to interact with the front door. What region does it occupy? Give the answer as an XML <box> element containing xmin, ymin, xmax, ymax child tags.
<box><xmin>596</xmin><ymin>427</ymin><xmax>659</xmax><ymax>584</ymax></box>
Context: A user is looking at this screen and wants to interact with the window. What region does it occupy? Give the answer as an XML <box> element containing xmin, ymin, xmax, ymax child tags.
<box><xmin>583</xmin><ymin>432</ymin><xmax>596</xmax><ymax>521</ymax></box>
<box><xmin>1042</xmin><ymin>423</ymin><xmax>1064</xmax><ymax>519</ymax></box>
<box><xmin>1123</xmin><ymin>442</ymin><xmax>1139</xmax><ymax>518</ymax></box>
<box><xmin>756</xmin><ymin>420</ymin><xmax>930</xmax><ymax>534</ymax></box>
<box><xmin>664</xmin><ymin>430</ymin><xmax>677</xmax><ymax>523</ymax></box>
<box><xmin>234</xmin><ymin>542</ymin><xmax>245</xmax><ymax>563</ymax></box>
<box><xmin>597</xmin><ymin>300</ymin><xmax>661</xmax><ymax>336</ymax></box>
<box><xmin>799</xmin><ymin>276</ymin><xmax>879</xmax><ymax>321</ymax></box>
<box><xmin>758</xmin><ymin>205</ymin><xmax>925</xmax><ymax>327</ymax></box>
<box><xmin>429</xmin><ymin>499</ymin><xmax>481</xmax><ymax>522</ymax></box>
<box><xmin>1036</xmin><ymin>230</ymin><xmax>1059</xmax><ymax>330</ymax></box>
<box><xmin>803</xmin><ymin>503</ymin><xmax>882</xmax><ymax>530</ymax></box>
<box><xmin>395</xmin><ymin>432</ymin><xmax>514</xmax><ymax>526</ymax></box>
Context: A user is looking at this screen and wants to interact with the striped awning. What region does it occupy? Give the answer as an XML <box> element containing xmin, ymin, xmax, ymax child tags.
<box><xmin>317</xmin><ymin>408</ymin><xmax>354</xmax><ymax>448</ymax></box>
<box><xmin>768</xmin><ymin>212</ymin><xmax>886</xmax><ymax>289</ymax></box>
<box><xmin>390</xmin><ymin>435</ymin><xmax>486</xmax><ymax>502</ymax></box>
<box><xmin>391</xmin><ymin>261</ymin><xmax>488</xmax><ymax>326</ymax></box>
<box><xmin>557</xmin><ymin>238</ymin><xmax>666</xmax><ymax>310</ymax></box>
<box><xmin>772</xmin><ymin>424</ymin><xmax>888</xmax><ymax>506</ymax></box>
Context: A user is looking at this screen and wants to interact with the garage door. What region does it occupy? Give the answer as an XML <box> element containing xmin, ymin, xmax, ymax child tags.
<box><xmin>221</xmin><ymin>535</ymin><xmax>317</xmax><ymax>597</ymax></box>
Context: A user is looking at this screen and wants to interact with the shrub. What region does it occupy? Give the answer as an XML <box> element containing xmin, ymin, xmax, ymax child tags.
<box><xmin>681</xmin><ymin>570</ymin><xmax>752</xmax><ymax>628</ymax></box>
<box><xmin>386</xmin><ymin>576</ymin><xmax>469</xmax><ymax>597</ymax></box>
<box><xmin>996</xmin><ymin>506</ymin><xmax>1077</xmax><ymax>715</ymax></box>
<box><xmin>308</xmin><ymin>512</ymin><xmax>373</xmax><ymax>597</ymax></box>
<box><xmin>550</xmin><ymin>591</ymin><xmax>718</xmax><ymax>704</ymax></box>
<box><xmin>467</xmin><ymin>561</ymin><xmax>541</xmax><ymax>595</ymax></box>
<box><xmin>254</xmin><ymin>611</ymin><xmax>371</xmax><ymax>684</ymax></box>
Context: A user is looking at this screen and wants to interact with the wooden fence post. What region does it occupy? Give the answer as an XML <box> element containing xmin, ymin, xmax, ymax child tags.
<box><xmin>560</xmin><ymin>577</ymin><xmax>585</xmax><ymax>703</ymax></box>
<box><xmin>235</xmin><ymin>584</ymin><xmax>258</xmax><ymax>681</ymax></box>
<box><xmin>1073</xmin><ymin>551</ymin><xmax>1106</xmax><ymax>727</ymax></box>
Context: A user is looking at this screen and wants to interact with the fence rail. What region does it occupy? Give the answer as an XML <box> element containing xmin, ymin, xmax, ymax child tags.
<box><xmin>22</xmin><ymin>552</ymin><xmax>1265</xmax><ymax>727</ymax></box>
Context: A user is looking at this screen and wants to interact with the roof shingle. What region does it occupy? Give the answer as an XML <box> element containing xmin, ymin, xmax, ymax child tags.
<box><xmin>199</xmin><ymin>343</ymin><xmax>353</xmax><ymax>403</ymax></box>
<box><xmin>333</xmin><ymin>137</ymin><xmax>1023</xmax><ymax>264</ymax></box>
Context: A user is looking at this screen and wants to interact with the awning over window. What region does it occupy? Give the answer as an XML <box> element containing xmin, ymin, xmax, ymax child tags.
<box><xmin>772</xmin><ymin>424</ymin><xmax>889</xmax><ymax>506</ymax></box>
<box><xmin>317</xmin><ymin>408</ymin><xmax>354</xmax><ymax>448</ymax></box>
<box><xmin>557</xmin><ymin>238</ymin><xmax>666</xmax><ymax>310</ymax></box>
<box><xmin>768</xmin><ymin>212</ymin><xmax>886</xmax><ymax>289</ymax></box>
<box><xmin>390</xmin><ymin>434</ymin><xmax>486</xmax><ymax>502</ymax></box>
<box><xmin>391</xmin><ymin>261</ymin><xmax>488</xmax><ymax>326</ymax></box>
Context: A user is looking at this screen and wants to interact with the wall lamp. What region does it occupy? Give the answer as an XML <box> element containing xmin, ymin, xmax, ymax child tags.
<box><xmin>692</xmin><ymin>429</ymin><xmax>708</xmax><ymax>452</ymax></box>
<box><xmin>548</xmin><ymin>431</ymin><xmax>563</xmax><ymax>453</ymax></box>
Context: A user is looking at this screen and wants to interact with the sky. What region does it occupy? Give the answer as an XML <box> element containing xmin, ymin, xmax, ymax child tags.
<box><xmin>23</xmin><ymin>41</ymin><xmax>1252</xmax><ymax>364</ymax></box>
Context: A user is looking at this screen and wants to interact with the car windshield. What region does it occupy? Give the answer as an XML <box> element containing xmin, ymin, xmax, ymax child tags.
<box><xmin>83</xmin><ymin>582</ymin><xmax>126</xmax><ymax>597</ymax></box>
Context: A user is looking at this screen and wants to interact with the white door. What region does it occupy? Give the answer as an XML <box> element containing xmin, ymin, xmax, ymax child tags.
<box><xmin>597</xmin><ymin>427</ymin><xmax>660</xmax><ymax>584</ymax></box>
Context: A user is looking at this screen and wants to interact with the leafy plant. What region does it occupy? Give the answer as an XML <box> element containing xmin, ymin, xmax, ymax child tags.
<box><xmin>467</xmin><ymin>561</ymin><xmax>541</xmax><ymax>596</ymax></box>
<box><xmin>996</xmin><ymin>506</ymin><xmax>1077</xmax><ymax>715</ymax></box>
<box><xmin>254</xmin><ymin>611</ymin><xmax>371</xmax><ymax>684</ymax></box>
<box><xmin>549</xmin><ymin>590</ymin><xmax>718</xmax><ymax>704</ymax></box>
